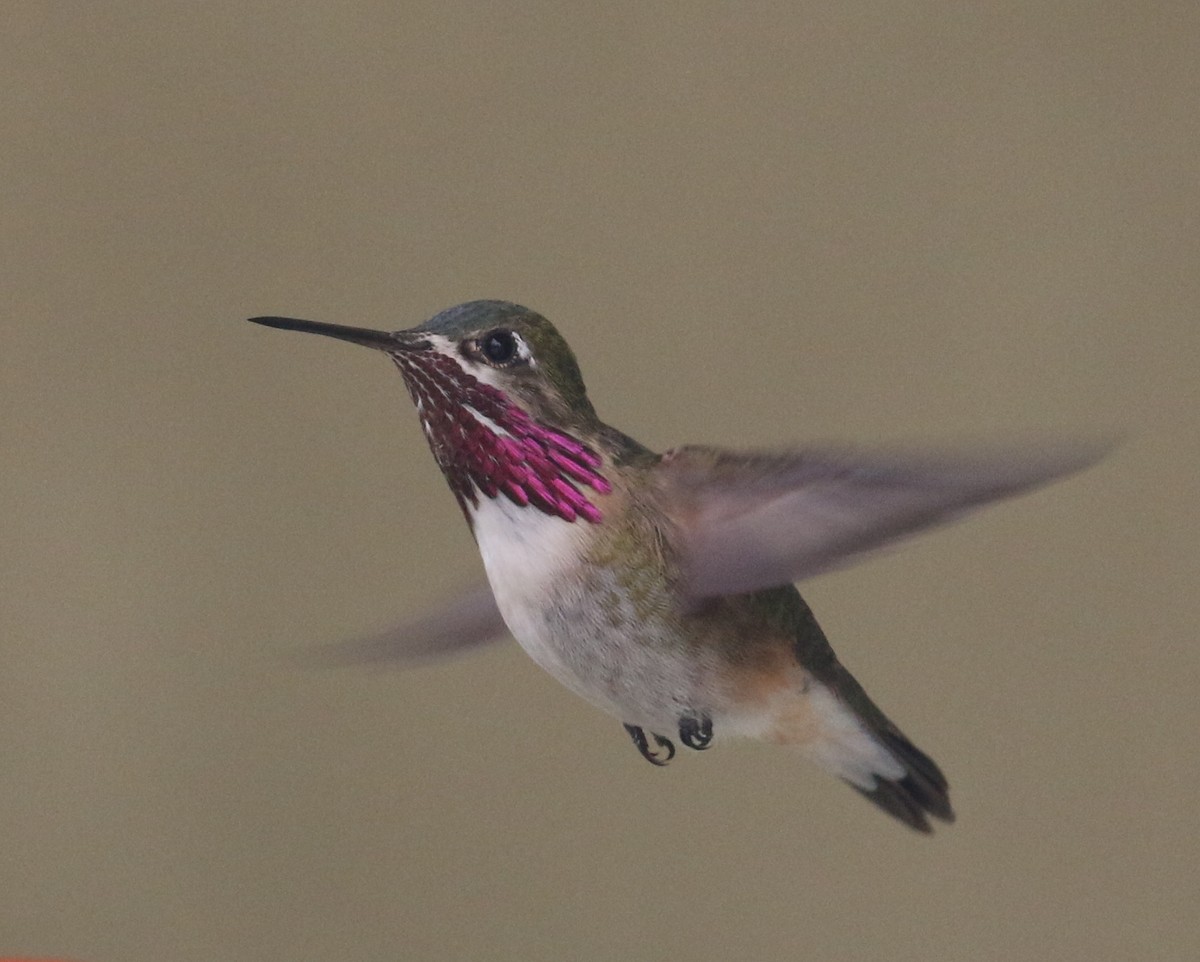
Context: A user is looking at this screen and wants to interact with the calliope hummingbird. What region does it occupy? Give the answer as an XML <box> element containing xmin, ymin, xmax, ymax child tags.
<box><xmin>250</xmin><ymin>300</ymin><xmax>1104</xmax><ymax>833</ymax></box>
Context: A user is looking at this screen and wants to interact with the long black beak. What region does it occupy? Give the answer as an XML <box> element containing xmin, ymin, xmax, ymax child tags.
<box><xmin>248</xmin><ymin>316</ymin><xmax>429</xmax><ymax>352</ymax></box>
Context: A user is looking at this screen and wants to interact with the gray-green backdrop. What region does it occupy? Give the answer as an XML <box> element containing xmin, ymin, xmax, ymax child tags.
<box><xmin>4</xmin><ymin>3</ymin><xmax>1197</xmax><ymax>960</ymax></box>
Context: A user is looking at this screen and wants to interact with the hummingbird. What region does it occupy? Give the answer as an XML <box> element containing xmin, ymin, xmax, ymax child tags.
<box><xmin>250</xmin><ymin>300</ymin><xmax>1104</xmax><ymax>833</ymax></box>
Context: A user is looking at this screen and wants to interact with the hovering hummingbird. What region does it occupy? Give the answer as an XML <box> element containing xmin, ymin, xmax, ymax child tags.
<box><xmin>250</xmin><ymin>301</ymin><xmax>1104</xmax><ymax>833</ymax></box>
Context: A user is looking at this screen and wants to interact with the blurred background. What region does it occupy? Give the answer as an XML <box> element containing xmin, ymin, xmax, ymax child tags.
<box><xmin>3</xmin><ymin>3</ymin><xmax>1197</xmax><ymax>960</ymax></box>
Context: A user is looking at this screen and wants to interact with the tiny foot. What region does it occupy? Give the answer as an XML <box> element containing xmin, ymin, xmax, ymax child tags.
<box><xmin>623</xmin><ymin>723</ymin><xmax>676</xmax><ymax>766</ymax></box>
<box><xmin>679</xmin><ymin>714</ymin><xmax>714</xmax><ymax>750</ymax></box>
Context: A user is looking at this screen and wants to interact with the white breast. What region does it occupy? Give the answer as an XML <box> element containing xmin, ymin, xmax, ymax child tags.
<box><xmin>469</xmin><ymin>495</ymin><xmax>588</xmax><ymax>673</ymax></box>
<box><xmin>469</xmin><ymin>491</ymin><xmax>697</xmax><ymax>729</ymax></box>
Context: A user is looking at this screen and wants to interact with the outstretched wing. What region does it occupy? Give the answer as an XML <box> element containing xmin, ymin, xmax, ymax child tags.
<box><xmin>661</xmin><ymin>439</ymin><xmax>1110</xmax><ymax>599</ymax></box>
<box><xmin>297</xmin><ymin>582</ymin><xmax>509</xmax><ymax>667</ymax></box>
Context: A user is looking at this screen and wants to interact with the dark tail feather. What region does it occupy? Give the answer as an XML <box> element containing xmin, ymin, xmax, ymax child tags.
<box><xmin>848</xmin><ymin>729</ymin><xmax>955</xmax><ymax>834</ymax></box>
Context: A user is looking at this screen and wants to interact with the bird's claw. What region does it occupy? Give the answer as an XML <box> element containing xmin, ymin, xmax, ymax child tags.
<box><xmin>679</xmin><ymin>713</ymin><xmax>713</xmax><ymax>750</ymax></box>
<box><xmin>623</xmin><ymin>724</ymin><xmax>676</xmax><ymax>766</ymax></box>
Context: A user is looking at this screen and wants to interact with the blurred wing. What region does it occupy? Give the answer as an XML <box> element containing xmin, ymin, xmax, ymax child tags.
<box><xmin>298</xmin><ymin>582</ymin><xmax>509</xmax><ymax>667</ymax></box>
<box><xmin>663</xmin><ymin>439</ymin><xmax>1111</xmax><ymax>599</ymax></box>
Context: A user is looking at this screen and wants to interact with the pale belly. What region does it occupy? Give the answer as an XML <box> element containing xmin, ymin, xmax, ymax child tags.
<box><xmin>469</xmin><ymin>496</ymin><xmax>710</xmax><ymax>730</ymax></box>
<box><xmin>467</xmin><ymin>496</ymin><xmax>893</xmax><ymax>781</ymax></box>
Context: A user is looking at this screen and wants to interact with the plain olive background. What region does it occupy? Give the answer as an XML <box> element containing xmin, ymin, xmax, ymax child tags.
<box><xmin>4</xmin><ymin>3</ymin><xmax>1198</xmax><ymax>960</ymax></box>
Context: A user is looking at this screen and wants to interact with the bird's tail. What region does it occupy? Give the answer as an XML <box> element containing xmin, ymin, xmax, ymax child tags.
<box><xmin>781</xmin><ymin>674</ymin><xmax>955</xmax><ymax>833</ymax></box>
<box><xmin>841</xmin><ymin>723</ymin><xmax>954</xmax><ymax>833</ymax></box>
<box><xmin>757</xmin><ymin>588</ymin><xmax>956</xmax><ymax>832</ymax></box>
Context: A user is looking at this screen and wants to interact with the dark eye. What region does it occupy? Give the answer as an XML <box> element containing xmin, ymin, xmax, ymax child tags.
<box><xmin>481</xmin><ymin>329</ymin><xmax>518</xmax><ymax>364</ymax></box>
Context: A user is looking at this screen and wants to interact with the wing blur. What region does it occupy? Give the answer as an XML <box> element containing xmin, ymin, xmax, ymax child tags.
<box><xmin>664</xmin><ymin>439</ymin><xmax>1111</xmax><ymax>599</ymax></box>
<box><xmin>297</xmin><ymin>581</ymin><xmax>508</xmax><ymax>667</ymax></box>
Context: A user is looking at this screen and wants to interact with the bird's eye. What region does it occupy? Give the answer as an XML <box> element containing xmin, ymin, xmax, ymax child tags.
<box><xmin>481</xmin><ymin>329</ymin><xmax>518</xmax><ymax>365</ymax></box>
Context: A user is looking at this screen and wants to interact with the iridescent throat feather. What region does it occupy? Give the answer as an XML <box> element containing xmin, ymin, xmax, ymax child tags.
<box><xmin>392</xmin><ymin>350</ymin><xmax>611</xmax><ymax>523</ymax></box>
